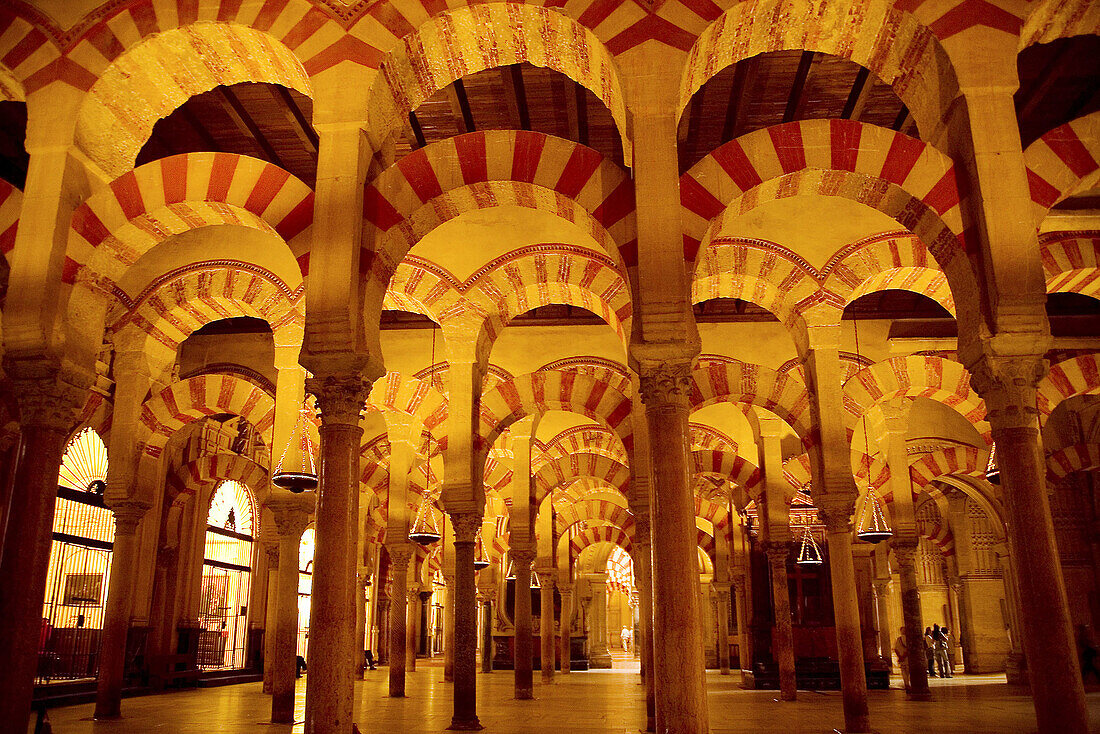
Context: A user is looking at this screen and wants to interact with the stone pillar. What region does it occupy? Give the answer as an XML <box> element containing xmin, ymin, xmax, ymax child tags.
<box><xmin>303</xmin><ymin>375</ymin><xmax>368</xmax><ymax>734</ymax></box>
<box><xmin>406</xmin><ymin>588</ymin><xmax>420</xmax><ymax>673</ymax></box>
<box><xmin>588</xmin><ymin>574</ymin><xmax>612</xmax><ymax>668</ymax></box>
<box><xmin>633</xmin><ymin>511</ymin><xmax>656</xmax><ymax>731</ymax></box>
<box><xmin>386</xmin><ymin>544</ymin><xmax>411</xmax><ymax>697</ymax></box>
<box><xmin>0</xmin><ymin>376</ymin><xmax>81</xmax><ymax>733</ymax></box>
<box><xmin>716</xmin><ymin>587</ymin><xmax>731</xmax><ymax>675</ymax></box>
<box><xmin>271</xmin><ymin>500</ymin><xmax>311</xmax><ymax>723</ymax></box>
<box><xmin>481</xmin><ymin>596</ymin><xmax>494</xmax><ymax>674</ymax></box>
<box><xmin>820</xmin><ymin>502</ymin><xmax>870</xmax><ymax>733</ymax></box>
<box><xmin>377</xmin><ymin>595</ymin><xmax>390</xmax><ymax>666</ymax></box>
<box><xmin>512</xmin><ymin>547</ymin><xmax>535</xmax><ymax>698</ymax></box>
<box><xmin>443</xmin><ymin>575</ymin><xmax>456</xmax><ymax>681</ymax></box>
<box><xmin>94</xmin><ymin>501</ymin><xmax>150</xmax><ymax>718</ymax></box>
<box><xmin>733</xmin><ymin>575</ymin><xmax>752</xmax><ymax>680</ymax></box>
<box><xmin>559</xmin><ymin>585</ymin><xmax>573</xmax><ymax>675</ymax></box>
<box><xmin>891</xmin><ymin>542</ymin><xmax>930</xmax><ymax>699</ymax></box>
<box><xmin>872</xmin><ymin>580</ymin><xmax>893</xmax><ymax>671</ymax></box>
<box><xmin>262</xmin><ymin>540</ymin><xmax>279</xmax><ymax>693</ymax></box>
<box><xmin>996</xmin><ymin>547</ymin><xmax>1027</xmax><ymax>683</ymax></box>
<box><xmin>355</xmin><ymin>570</ymin><xmax>368</xmax><ymax>679</ymax></box>
<box><xmin>448</xmin><ymin>512</ymin><xmax>483</xmax><ymax>730</ymax></box>
<box><xmin>638</xmin><ymin>360</ymin><xmax>709</xmax><ymax>734</ymax></box>
<box><xmin>970</xmin><ymin>355</ymin><xmax>1088</xmax><ymax>733</ymax></box>
<box><xmin>764</xmin><ymin>544</ymin><xmax>796</xmax><ymax>700</ymax></box>
<box><xmin>540</xmin><ymin>574</ymin><xmax>555</xmax><ymax>682</ymax></box>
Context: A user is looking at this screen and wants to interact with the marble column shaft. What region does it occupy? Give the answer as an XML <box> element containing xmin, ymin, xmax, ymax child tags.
<box><xmin>272</xmin><ymin>506</ymin><xmax>310</xmax><ymax>723</ymax></box>
<box><xmin>822</xmin><ymin>509</ymin><xmax>871</xmax><ymax>733</ymax></box>
<box><xmin>444</xmin><ymin>578</ymin><xmax>456</xmax><ymax>681</ymax></box>
<box><xmin>764</xmin><ymin>544</ymin><xmax>796</xmax><ymax>701</ymax></box>
<box><xmin>540</xmin><ymin>578</ymin><xmax>555</xmax><ymax>681</ymax></box>
<box><xmin>640</xmin><ymin>361</ymin><xmax>709</xmax><ymax>734</ymax></box>
<box><xmin>262</xmin><ymin>542</ymin><xmax>279</xmax><ymax>693</ymax></box>
<box><xmin>512</xmin><ymin>547</ymin><xmax>535</xmax><ymax>699</ymax></box>
<box><xmin>559</xmin><ymin>586</ymin><xmax>572</xmax><ymax>675</ymax></box>
<box><xmin>303</xmin><ymin>375</ymin><xmax>367</xmax><ymax>734</ymax></box>
<box><xmin>733</xmin><ymin>576</ymin><xmax>752</xmax><ymax>681</ymax></box>
<box><xmin>871</xmin><ymin>580</ymin><xmax>893</xmax><ymax>671</ymax></box>
<box><xmin>387</xmin><ymin>545</ymin><xmax>411</xmax><ymax>697</ymax></box>
<box><xmin>892</xmin><ymin>542</ymin><xmax>930</xmax><ymax>699</ymax></box>
<box><xmin>481</xmin><ymin>597</ymin><xmax>494</xmax><ymax>674</ymax></box>
<box><xmin>448</xmin><ymin>512</ymin><xmax>483</xmax><ymax>730</ymax></box>
<box><xmin>633</xmin><ymin>516</ymin><xmax>656</xmax><ymax>731</ymax></box>
<box><xmin>406</xmin><ymin>589</ymin><xmax>420</xmax><ymax>672</ymax></box>
<box><xmin>716</xmin><ymin>588</ymin><xmax>731</xmax><ymax>676</ymax></box>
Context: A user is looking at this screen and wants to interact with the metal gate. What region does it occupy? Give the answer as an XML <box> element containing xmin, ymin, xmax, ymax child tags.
<box><xmin>198</xmin><ymin>560</ymin><xmax>252</xmax><ymax>670</ymax></box>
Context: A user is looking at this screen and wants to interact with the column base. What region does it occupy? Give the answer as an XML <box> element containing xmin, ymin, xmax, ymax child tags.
<box><xmin>515</xmin><ymin>688</ymin><xmax>534</xmax><ymax>700</ymax></box>
<box><xmin>447</xmin><ymin>717</ymin><xmax>484</xmax><ymax>731</ymax></box>
<box><xmin>905</xmin><ymin>691</ymin><xmax>932</xmax><ymax>702</ymax></box>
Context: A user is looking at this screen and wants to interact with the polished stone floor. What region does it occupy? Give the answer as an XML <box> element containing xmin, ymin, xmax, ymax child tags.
<box><xmin>46</xmin><ymin>663</ymin><xmax>1100</xmax><ymax>733</ymax></box>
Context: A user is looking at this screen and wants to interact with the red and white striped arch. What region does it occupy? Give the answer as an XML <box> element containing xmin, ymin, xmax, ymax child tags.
<box><xmin>538</xmin><ymin>358</ymin><xmax>633</xmax><ymax>398</ymax></box>
<box><xmin>363</xmin><ymin>131</ymin><xmax>635</xmax><ymax>285</ymax></box>
<box><xmin>556</xmin><ymin>498</ymin><xmax>634</xmax><ymax>538</ymax></box>
<box><xmin>365</xmin><ymin>371</ymin><xmax>448</xmax><ymax>433</ymax></box>
<box><xmin>1037</xmin><ymin>354</ymin><xmax>1100</xmax><ymax>417</ymax></box>
<box><xmin>690</xmin><ymin>360</ymin><xmax>811</xmax><ymax>439</ymax></box>
<box><xmin>540</xmin><ymin>425</ymin><xmax>630</xmax><ymax>467</ymax></box>
<box><xmin>139</xmin><ymin>374</ymin><xmax>276</xmax><ymax>459</ymax></box>
<box><xmin>908</xmin><ymin>446</ymin><xmax>985</xmax><ymax>490</ymax></box>
<box><xmin>107</xmin><ymin>262</ymin><xmax>303</xmax><ymax>354</ymax></box>
<box><xmin>479</xmin><ymin>370</ymin><xmax>634</xmax><ymax>461</ymax></box>
<box><xmin>1025</xmin><ymin>112</ymin><xmax>1100</xmax><ymax>223</ymax></box>
<box><xmin>681</xmin><ymin>0</ymin><xmax>960</xmax><ymax>140</ymax></box>
<box><xmin>691</xmin><ymin>449</ymin><xmax>762</xmax><ymax>496</ymax></box>
<box><xmin>842</xmin><ymin>356</ymin><xmax>987</xmax><ymax>433</ymax></box>
<box><xmin>1021</xmin><ymin>0</ymin><xmax>1100</xmax><ymax>48</ymax></box>
<box><xmin>1047</xmin><ymin>443</ymin><xmax>1100</xmax><ymax>483</ymax></box>
<box><xmin>367</xmin><ymin>5</ymin><xmax>628</xmax><ymax>158</ymax></box>
<box><xmin>68</xmin><ymin>153</ymin><xmax>313</xmax><ymax>296</ymax></box>
<box><xmin>1040</xmin><ymin>231</ymin><xmax>1100</xmax><ymax>298</ymax></box>
<box><xmin>534</xmin><ymin>452</ymin><xmax>630</xmax><ymax>508</ymax></box>
<box><xmin>0</xmin><ymin>179</ymin><xmax>20</xmax><ymax>259</ymax></box>
<box><xmin>569</xmin><ymin>524</ymin><xmax>632</xmax><ymax>558</ymax></box>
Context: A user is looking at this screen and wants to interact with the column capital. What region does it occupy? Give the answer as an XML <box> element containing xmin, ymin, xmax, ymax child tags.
<box><xmin>632</xmin><ymin>510</ymin><xmax>651</xmax><ymax>540</ymax></box>
<box><xmin>10</xmin><ymin>371</ymin><xmax>85</xmax><ymax>432</ymax></box>
<box><xmin>967</xmin><ymin>353</ymin><xmax>1047</xmax><ymax>431</ymax></box>
<box><xmin>305</xmin><ymin>373</ymin><xmax>371</xmax><ymax>426</ymax></box>
<box><xmin>387</xmin><ymin>543</ymin><xmax>414</xmax><ymax>568</ymax></box>
<box><xmin>762</xmin><ymin>541</ymin><xmax>790</xmax><ymax>562</ymax></box>
<box><xmin>510</xmin><ymin>547</ymin><xmax>536</xmax><ymax>566</ymax></box>
<box><xmin>732</xmin><ymin>575</ymin><xmax>746</xmax><ymax>592</ymax></box>
<box><xmin>268</xmin><ymin>492</ymin><xmax>315</xmax><ymax>538</ymax></box>
<box><xmin>449</xmin><ymin>512</ymin><xmax>483</xmax><ymax>542</ymax></box>
<box><xmin>263</xmin><ymin>540</ymin><xmax>280</xmax><ymax>567</ymax></box>
<box><xmin>637</xmin><ymin>359</ymin><xmax>693</xmax><ymax>408</ymax></box>
<box><xmin>109</xmin><ymin>499</ymin><xmax>151</xmax><ymax>535</ymax></box>
<box><xmin>872</xmin><ymin>579</ymin><xmax>890</xmax><ymax>597</ymax></box>
<box><xmin>890</xmin><ymin>539</ymin><xmax>920</xmax><ymax>566</ymax></box>
<box><xmin>715</xmin><ymin>587</ymin><xmax>731</xmax><ymax>604</ymax></box>
<box><xmin>817</xmin><ymin>497</ymin><xmax>856</xmax><ymax>534</ymax></box>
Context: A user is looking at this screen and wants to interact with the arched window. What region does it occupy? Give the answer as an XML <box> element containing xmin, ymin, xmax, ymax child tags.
<box><xmin>199</xmin><ymin>480</ymin><xmax>256</xmax><ymax>670</ymax></box>
<box><xmin>297</xmin><ymin>527</ymin><xmax>315</xmax><ymax>657</ymax></box>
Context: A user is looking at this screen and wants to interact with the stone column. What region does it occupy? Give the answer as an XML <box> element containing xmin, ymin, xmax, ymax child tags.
<box><xmin>481</xmin><ymin>595</ymin><xmax>494</xmax><ymax>674</ymax></box>
<box><xmin>303</xmin><ymin>375</ymin><xmax>368</xmax><ymax>734</ymax></box>
<box><xmin>512</xmin><ymin>547</ymin><xmax>535</xmax><ymax>698</ymax></box>
<box><xmin>716</xmin><ymin>587</ymin><xmax>731</xmax><ymax>675</ymax></box>
<box><xmin>94</xmin><ymin>501</ymin><xmax>150</xmax><ymax>718</ymax></box>
<box><xmin>970</xmin><ymin>355</ymin><xmax>1088</xmax><ymax>733</ymax></box>
<box><xmin>406</xmin><ymin>588</ymin><xmax>420</xmax><ymax>673</ymax></box>
<box><xmin>271</xmin><ymin>500</ymin><xmax>311</xmax><ymax>723</ymax></box>
<box><xmin>540</xmin><ymin>573</ymin><xmax>555</xmax><ymax>682</ymax></box>
<box><xmin>448</xmin><ymin>512</ymin><xmax>483</xmax><ymax>730</ymax></box>
<box><xmin>588</xmin><ymin>574</ymin><xmax>612</xmax><ymax>668</ymax></box>
<box><xmin>872</xmin><ymin>580</ymin><xmax>893</xmax><ymax>671</ymax></box>
<box><xmin>639</xmin><ymin>360</ymin><xmax>709</xmax><ymax>733</ymax></box>
<box><xmin>733</xmin><ymin>575</ymin><xmax>752</xmax><ymax>680</ymax></box>
<box><xmin>443</xmin><ymin>574</ymin><xmax>456</xmax><ymax>681</ymax></box>
<box><xmin>262</xmin><ymin>540</ymin><xmax>280</xmax><ymax>693</ymax></box>
<box><xmin>764</xmin><ymin>543</ymin><xmax>796</xmax><ymax>700</ymax></box>
<box><xmin>820</xmin><ymin>501</ymin><xmax>870</xmax><ymax>733</ymax></box>
<box><xmin>891</xmin><ymin>542</ymin><xmax>930</xmax><ymax>699</ymax></box>
<box><xmin>377</xmin><ymin>595</ymin><xmax>390</xmax><ymax>666</ymax></box>
<box><xmin>386</xmin><ymin>544</ymin><xmax>411</xmax><ymax>697</ymax></box>
<box><xmin>355</xmin><ymin>569</ymin><xmax>368</xmax><ymax>679</ymax></box>
<box><xmin>0</xmin><ymin>376</ymin><xmax>81</xmax><ymax>732</ymax></box>
<box><xmin>996</xmin><ymin>547</ymin><xmax>1027</xmax><ymax>683</ymax></box>
<box><xmin>632</xmin><ymin>511</ymin><xmax>656</xmax><ymax>731</ymax></box>
<box><xmin>559</xmin><ymin>584</ymin><xmax>573</xmax><ymax>675</ymax></box>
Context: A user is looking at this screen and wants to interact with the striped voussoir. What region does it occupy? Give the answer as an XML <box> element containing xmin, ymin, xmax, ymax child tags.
<box><xmin>1020</xmin><ymin>0</ymin><xmax>1100</xmax><ymax>49</ymax></box>
<box><xmin>139</xmin><ymin>373</ymin><xmax>276</xmax><ymax>459</ymax></box>
<box><xmin>915</xmin><ymin>494</ymin><xmax>955</xmax><ymax>556</ymax></box>
<box><xmin>170</xmin><ymin>452</ymin><xmax>269</xmax><ymax>504</ymax></box>
<box><xmin>556</xmin><ymin>498</ymin><xmax>634</xmax><ymax>539</ymax></box>
<box><xmin>1024</xmin><ymin>112</ymin><xmax>1100</xmax><ymax>224</ymax></box>
<box><xmin>1046</xmin><ymin>443</ymin><xmax>1100</xmax><ymax>483</ymax></box>
<box><xmin>569</xmin><ymin>524</ymin><xmax>632</xmax><ymax>558</ymax></box>
<box><xmin>691</xmin><ymin>449</ymin><xmax>762</xmax><ymax>496</ymax></box>
<box><xmin>1040</xmin><ymin>231</ymin><xmax>1100</xmax><ymax>297</ymax></box>
<box><xmin>479</xmin><ymin>370</ymin><xmax>634</xmax><ymax>459</ymax></box>
<box><xmin>68</xmin><ymin>153</ymin><xmax>313</xmax><ymax>296</ymax></box>
<box><xmin>1037</xmin><ymin>354</ymin><xmax>1100</xmax><ymax>417</ymax></box>
<box><xmin>690</xmin><ymin>422</ymin><xmax>740</xmax><ymax>453</ymax></box>
<box><xmin>782</xmin><ymin>453</ymin><xmax>813</xmax><ymax>494</ymax></box>
<box><xmin>541</xmin><ymin>425</ymin><xmax>629</xmax><ymax>467</ymax></box>
<box><xmin>694</xmin><ymin>495</ymin><xmax>731</xmax><ymax>537</ymax></box>
<box><xmin>690</xmin><ymin>360</ymin><xmax>812</xmax><ymax>439</ymax></box>
<box><xmin>908</xmin><ymin>446</ymin><xmax>985</xmax><ymax>489</ymax></box>
<box><xmin>366</xmin><ymin>371</ymin><xmax>448</xmax><ymax>432</ymax></box>
<box><xmin>0</xmin><ymin>180</ymin><xmax>21</xmax><ymax>258</ymax></box>
<box><xmin>363</xmin><ymin>130</ymin><xmax>636</xmax><ymax>279</ymax></box>
<box><xmin>538</xmin><ymin>358</ymin><xmax>633</xmax><ymax>398</ymax></box>
<box><xmin>533</xmin><ymin>452</ymin><xmax>630</xmax><ymax>507</ymax></box>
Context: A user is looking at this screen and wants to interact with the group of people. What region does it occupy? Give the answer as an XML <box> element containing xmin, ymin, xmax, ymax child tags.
<box><xmin>892</xmin><ymin>623</ymin><xmax>954</xmax><ymax>691</ymax></box>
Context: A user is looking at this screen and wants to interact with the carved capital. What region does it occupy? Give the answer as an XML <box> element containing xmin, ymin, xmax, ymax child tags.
<box><xmin>715</xmin><ymin>587</ymin><xmax>731</xmax><ymax>605</ymax></box>
<box><xmin>872</xmin><ymin>579</ymin><xmax>890</xmax><ymax>598</ymax></box>
<box><xmin>262</xmin><ymin>540</ymin><xmax>279</xmax><ymax>567</ymax></box>
<box><xmin>891</xmin><ymin>539</ymin><xmax>920</xmax><ymax>568</ymax></box>
<box><xmin>968</xmin><ymin>354</ymin><xmax>1047</xmax><ymax>431</ymax></box>
<box><xmin>632</xmin><ymin>511</ymin><xmax>651</xmax><ymax>541</ymax></box>
<box><xmin>11</xmin><ymin>373</ymin><xmax>85</xmax><ymax>433</ymax></box>
<box><xmin>638</xmin><ymin>360</ymin><xmax>693</xmax><ymax>408</ymax></box>
<box><xmin>387</xmin><ymin>543</ymin><xmax>413</xmax><ymax>568</ymax></box>
<box><xmin>817</xmin><ymin>497</ymin><xmax>855</xmax><ymax>534</ymax></box>
<box><xmin>732</xmin><ymin>575</ymin><xmax>746</xmax><ymax>593</ymax></box>
<box><xmin>267</xmin><ymin>492</ymin><xmax>315</xmax><ymax>538</ymax></box>
<box><xmin>510</xmin><ymin>547</ymin><xmax>536</xmax><ymax>568</ymax></box>
<box><xmin>763</xmin><ymin>541</ymin><xmax>790</xmax><ymax>564</ymax></box>
<box><xmin>110</xmin><ymin>499</ymin><xmax>151</xmax><ymax>535</ymax></box>
<box><xmin>449</xmin><ymin>512</ymin><xmax>483</xmax><ymax>543</ymax></box>
<box><xmin>305</xmin><ymin>373</ymin><xmax>371</xmax><ymax>427</ymax></box>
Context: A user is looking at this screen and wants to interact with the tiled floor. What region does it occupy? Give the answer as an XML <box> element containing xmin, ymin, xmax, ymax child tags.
<box><xmin>46</xmin><ymin>664</ymin><xmax>1100</xmax><ymax>733</ymax></box>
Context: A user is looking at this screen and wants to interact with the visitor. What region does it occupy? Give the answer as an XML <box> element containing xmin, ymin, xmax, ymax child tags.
<box><xmin>296</xmin><ymin>654</ymin><xmax>307</xmax><ymax>678</ymax></box>
<box><xmin>620</xmin><ymin>626</ymin><xmax>633</xmax><ymax>654</ymax></box>
<box><xmin>935</xmin><ymin>626</ymin><xmax>953</xmax><ymax>678</ymax></box>
<box><xmin>924</xmin><ymin>627</ymin><xmax>936</xmax><ymax>677</ymax></box>
<box><xmin>893</xmin><ymin>626</ymin><xmax>910</xmax><ymax>692</ymax></box>
<box><xmin>364</xmin><ymin>649</ymin><xmax>376</xmax><ymax>671</ymax></box>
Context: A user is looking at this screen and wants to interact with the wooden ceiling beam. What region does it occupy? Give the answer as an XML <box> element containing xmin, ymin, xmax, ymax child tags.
<box><xmin>500</xmin><ymin>64</ymin><xmax>531</xmax><ymax>131</ymax></box>
<box><xmin>574</xmin><ymin>85</ymin><xmax>589</xmax><ymax>147</ymax></box>
<box><xmin>783</xmin><ymin>51</ymin><xmax>816</xmax><ymax>123</ymax></box>
<box><xmin>272</xmin><ymin>85</ymin><xmax>319</xmax><ymax>156</ymax></box>
<box><xmin>840</xmin><ymin>66</ymin><xmax>871</xmax><ymax>121</ymax></box>
<box><xmin>499</xmin><ymin>66</ymin><xmax>524</xmax><ymax>130</ymax></box>
<box><xmin>721</xmin><ymin>56</ymin><xmax>755</xmax><ymax>143</ymax></box>
<box><xmin>217</xmin><ymin>86</ymin><xmax>286</xmax><ymax>168</ymax></box>
<box><xmin>407</xmin><ymin>111</ymin><xmax>427</xmax><ymax>149</ymax></box>
<box><xmin>564</xmin><ymin>78</ymin><xmax>581</xmax><ymax>144</ymax></box>
<box><xmin>1017</xmin><ymin>43</ymin><xmax>1075</xmax><ymax>121</ymax></box>
<box><xmin>447</xmin><ymin>79</ymin><xmax>476</xmax><ymax>133</ymax></box>
<box><xmin>179</xmin><ymin>103</ymin><xmax>221</xmax><ymax>153</ymax></box>
<box><xmin>891</xmin><ymin>105</ymin><xmax>912</xmax><ymax>132</ymax></box>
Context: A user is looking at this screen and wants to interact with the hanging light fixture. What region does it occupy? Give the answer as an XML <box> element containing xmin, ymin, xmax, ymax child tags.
<box><xmin>796</xmin><ymin>527</ymin><xmax>823</xmax><ymax>565</ymax></box>
<box><xmin>505</xmin><ymin>558</ymin><xmax>516</xmax><ymax>581</ymax></box>
<box><xmin>985</xmin><ymin>444</ymin><xmax>1000</xmax><ymax>485</ymax></box>
<box><xmin>473</xmin><ymin>533</ymin><xmax>490</xmax><ymax>571</ymax></box>
<box><xmin>408</xmin><ymin>498</ymin><xmax>442</xmax><ymax>546</ymax></box>
<box><xmin>272</xmin><ymin>405</ymin><xmax>318</xmax><ymax>493</ymax></box>
<box><xmin>531</xmin><ymin>570</ymin><xmax>541</xmax><ymax>589</ymax></box>
<box><xmin>852</xmin><ymin>320</ymin><xmax>892</xmax><ymax>544</ymax></box>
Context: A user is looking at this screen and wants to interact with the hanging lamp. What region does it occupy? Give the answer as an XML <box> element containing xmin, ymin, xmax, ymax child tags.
<box><xmin>531</xmin><ymin>570</ymin><xmax>541</xmax><ymax>589</ymax></box>
<box><xmin>852</xmin><ymin>320</ymin><xmax>892</xmax><ymax>544</ymax></box>
<box><xmin>473</xmin><ymin>533</ymin><xmax>490</xmax><ymax>571</ymax></box>
<box><xmin>272</xmin><ymin>405</ymin><xmax>318</xmax><ymax>493</ymax></box>
<box><xmin>985</xmin><ymin>444</ymin><xmax>1000</xmax><ymax>485</ymax></box>
<box><xmin>796</xmin><ymin>527</ymin><xmax>823</xmax><ymax>565</ymax></box>
<box><xmin>505</xmin><ymin>559</ymin><xmax>516</xmax><ymax>581</ymax></box>
<box><xmin>408</xmin><ymin>498</ymin><xmax>442</xmax><ymax>546</ymax></box>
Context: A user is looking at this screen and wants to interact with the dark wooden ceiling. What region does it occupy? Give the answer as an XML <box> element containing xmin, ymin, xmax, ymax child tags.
<box><xmin>0</xmin><ymin>101</ymin><xmax>28</xmax><ymax>190</ymax></box>
<box><xmin>1016</xmin><ymin>35</ymin><xmax>1100</xmax><ymax>148</ymax></box>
